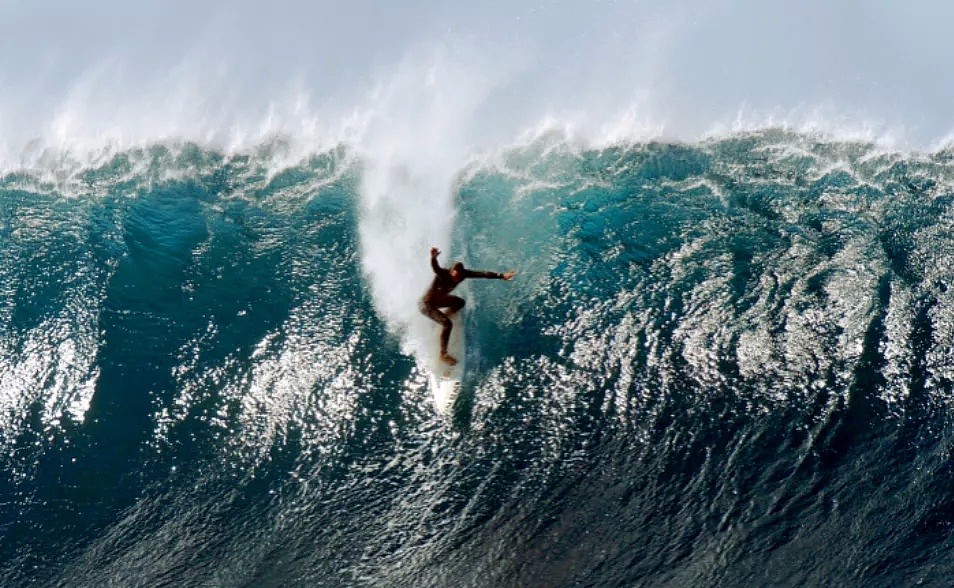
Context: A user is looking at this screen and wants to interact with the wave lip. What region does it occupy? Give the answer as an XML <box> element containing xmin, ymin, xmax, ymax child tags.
<box><xmin>5</xmin><ymin>1</ymin><xmax>954</xmax><ymax>172</ymax></box>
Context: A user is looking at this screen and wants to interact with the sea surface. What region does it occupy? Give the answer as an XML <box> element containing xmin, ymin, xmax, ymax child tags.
<box><xmin>2</xmin><ymin>129</ymin><xmax>953</xmax><ymax>586</ymax></box>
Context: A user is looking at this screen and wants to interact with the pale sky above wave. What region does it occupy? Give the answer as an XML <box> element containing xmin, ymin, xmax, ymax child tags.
<box><xmin>1</xmin><ymin>0</ymin><xmax>952</xmax><ymax>155</ymax></box>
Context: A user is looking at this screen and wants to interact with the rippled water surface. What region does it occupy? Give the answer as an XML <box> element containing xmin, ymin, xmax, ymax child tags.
<box><xmin>2</xmin><ymin>131</ymin><xmax>953</xmax><ymax>586</ymax></box>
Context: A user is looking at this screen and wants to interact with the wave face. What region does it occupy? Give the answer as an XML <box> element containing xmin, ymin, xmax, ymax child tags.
<box><xmin>2</xmin><ymin>131</ymin><xmax>954</xmax><ymax>586</ymax></box>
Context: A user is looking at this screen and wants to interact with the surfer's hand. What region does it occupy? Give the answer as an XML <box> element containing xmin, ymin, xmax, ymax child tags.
<box><xmin>431</xmin><ymin>247</ymin><xmax>440</xmax><ymax>258</ymax></box>
<box><xmin>502</xmin><ymin>270</ymin><xmax>517</xmax><ymax>281</ymax></box>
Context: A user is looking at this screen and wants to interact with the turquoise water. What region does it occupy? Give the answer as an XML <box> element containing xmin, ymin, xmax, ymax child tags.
<box><xmin>1</xmin><ymin>131</ymin><xmax>953</xmax><ymax>585</ymax></box>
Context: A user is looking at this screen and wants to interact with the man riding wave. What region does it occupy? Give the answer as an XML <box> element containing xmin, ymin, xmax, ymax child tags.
<box><xmin>420</xmin><ymin>247</ymin><xmax>516</xmax><ymax>365</ymax></box>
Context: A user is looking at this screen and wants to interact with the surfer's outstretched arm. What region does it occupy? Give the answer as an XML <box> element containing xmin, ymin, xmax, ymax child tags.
<box><xmin>462</xmin><ymin>269</ymin><xmax>518</xmax><ymax>280</ymax></box>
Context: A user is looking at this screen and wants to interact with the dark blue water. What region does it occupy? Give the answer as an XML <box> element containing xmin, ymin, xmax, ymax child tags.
<box><xmin>1</xmin><ymin>131</ymin><xmax>952</xmax><ymax>586</ymax></box>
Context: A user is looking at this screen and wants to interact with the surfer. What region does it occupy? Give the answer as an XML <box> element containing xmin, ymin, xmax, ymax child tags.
<box><xmin>421</xmin><ymin>247</ymin><xmax>516</xmax><ymax>365</ymax></box>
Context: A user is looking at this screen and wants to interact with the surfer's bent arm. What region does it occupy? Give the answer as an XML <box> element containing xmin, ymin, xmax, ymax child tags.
<box><xmin>430</xmin><ymin>247</ymin><xmax>443</xmax><ymax>274</ymax></box>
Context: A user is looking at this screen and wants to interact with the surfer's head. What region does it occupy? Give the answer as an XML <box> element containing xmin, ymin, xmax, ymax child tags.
<box><xmin>450</xmin><ymin>262</ymin><xmax>465</xmax><ymax>280</ymax></box>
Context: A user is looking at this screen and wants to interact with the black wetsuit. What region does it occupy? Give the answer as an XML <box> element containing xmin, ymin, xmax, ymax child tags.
<box><xmin>420</xmin><ymin>256</ymin><xmax>504</xmax><ymax>356</ymax></box>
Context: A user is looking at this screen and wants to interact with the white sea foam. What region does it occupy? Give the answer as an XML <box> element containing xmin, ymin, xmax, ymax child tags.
<box><xmin>353</xmin><ymin>42</ymin><xmax>524</xmax><ymax>358</ymax></box>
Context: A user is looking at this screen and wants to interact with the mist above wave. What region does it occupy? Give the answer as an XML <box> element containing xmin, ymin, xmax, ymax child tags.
<box><xmin>2</xmin><ymin>0</ymin><xmax>953</xmax><ymax>173</ymax></box>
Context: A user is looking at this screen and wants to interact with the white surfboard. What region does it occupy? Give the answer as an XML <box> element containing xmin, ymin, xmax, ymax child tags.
<box><xmin>428</xmin><ymin>311</ymin><xmax>465</xmax><ymax>415</ymax></box>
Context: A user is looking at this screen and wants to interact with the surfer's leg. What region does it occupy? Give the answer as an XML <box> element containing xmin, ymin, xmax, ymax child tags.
<box><xmin>438</xmin><ymin>322</ymin><xmax>456</xmax><ymax>364</ymax></box>
<box><xmin>421</xmin><ymin>303</ymin><xmax>457</xmax><ymax>365</ymax></box>
<box><xmin>444</xmin><ymin>296</ymin><xmax>465</xmax><ymax>316</ymax></box>
<box><xmin>421</xmin><ymin>304</ymin><xmax>448</xmax><ymax>327</ymax></box>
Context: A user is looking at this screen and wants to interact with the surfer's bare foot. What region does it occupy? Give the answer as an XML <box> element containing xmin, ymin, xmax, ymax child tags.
<box><xmin>440</xmin><ymin>353</ymin><xmax>458</xmax><ymax>366</ymax></box>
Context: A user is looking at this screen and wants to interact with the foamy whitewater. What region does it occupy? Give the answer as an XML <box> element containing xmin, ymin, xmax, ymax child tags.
<box><xmin>2</xmin><ymin>1</ymin><xmax>954</xmax><ymax>586</ymax></box>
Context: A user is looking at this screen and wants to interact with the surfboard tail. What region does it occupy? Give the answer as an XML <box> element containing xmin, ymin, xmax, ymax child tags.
<box><xmin>428</xmin><ymin>312</ymin><xmax>465</xmax><ymax>414</ymax></box>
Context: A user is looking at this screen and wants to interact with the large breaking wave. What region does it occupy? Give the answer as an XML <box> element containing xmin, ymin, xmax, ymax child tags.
<box><xmin>1</xmin><ymin>128</ymin><xmax>953</xmax><ymax>585</ymax></box>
